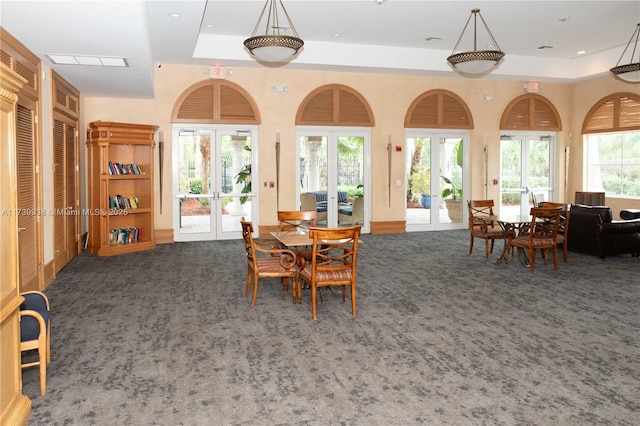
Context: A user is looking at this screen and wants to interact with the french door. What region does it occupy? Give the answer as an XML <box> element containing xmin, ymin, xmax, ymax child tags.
<box><xmin>297</xmin><ymin>128</ymin><xmax>369</xmax><ymax>233</ymax></box>
<box><xmin>405</xmin><ymin>131</ymin><xmax>469</xmax><ymax>231</ymax></box>
<box><xmin>500</xmin><ymin>133</ymin><xmax>556</xmax><ymax>216</ymax></box>
<box><xmin>172</xmin><ymin>125</ymin><xmax>257</xmax><ymax>241</ymax></box>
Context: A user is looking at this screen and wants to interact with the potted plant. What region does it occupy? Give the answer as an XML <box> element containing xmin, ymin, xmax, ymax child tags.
<box><xmin>235</xmin><ymin>145</ymin><xmax>252</xmax><ymax>205</ymax></box>
<box><xmin>441</xmin><ymin>140</ymin><xmax>463</xmax><ymax>221</ymax></box>
<box><xmin>409</xmin><ymin>166</ymin><xmax>431</xmax><ymax>209</ymax></box>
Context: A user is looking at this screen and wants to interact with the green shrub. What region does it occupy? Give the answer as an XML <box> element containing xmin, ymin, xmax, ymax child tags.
<box><xmin>189</xmin><ymin>178</ymin><xmax>202</xmax><ymax>194</ymax></box>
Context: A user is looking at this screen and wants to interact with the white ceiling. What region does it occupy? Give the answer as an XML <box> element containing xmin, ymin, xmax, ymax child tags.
<box><xmin>1</xmin><ymin>0</ymin><xmax>638</xmax><ymax>99</ymax></box>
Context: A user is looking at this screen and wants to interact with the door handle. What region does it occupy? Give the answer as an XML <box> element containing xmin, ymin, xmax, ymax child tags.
<box><xmin>18</xmin><ymin>227</ymin><xmax>27</xmax><ymax>232</ymax></box>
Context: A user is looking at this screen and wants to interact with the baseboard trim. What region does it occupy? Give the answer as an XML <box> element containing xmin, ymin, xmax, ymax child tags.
<box><xmin>154</xmin><ymin>228</ymin><xmax>174</xmax><ymax>244</ymax></box>
<box><xmin>370</xmin><ymin>221</ymin><xmax>405</xmax><ymax>234</ymax></box>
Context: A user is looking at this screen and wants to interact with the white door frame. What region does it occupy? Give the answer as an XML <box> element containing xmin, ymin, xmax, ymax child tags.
<box><xmin>296</xmin><ymin>126</ymin><xmax>371</xmax><ymax>233</ymax></box>
<box><xmin>172</xmin><ymin>124</ymin><xmax>259</xmax><ymax>241</ymax></box>
<box><xmin>405</xmin><ymin>129</ymin><xmax>470</xmax><ymax>232</ymax></box>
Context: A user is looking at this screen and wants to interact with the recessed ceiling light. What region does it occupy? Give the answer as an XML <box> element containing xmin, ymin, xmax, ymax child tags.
<box><xmin>333</xmin><ymin>33</ymin><xmax>341</xmax><ymax>37</ymax></box>
<box><xmin>45</xmin><ymin>54</ymin><xmax>128</xmax><ymax>67</ymax></box>
<box><xmin>537</xmin><ymin>45</ymin><xmax>554</xmax><ymax>50</ymax></box>
<box><xmin>577</xmin><ymin>50</ymin><xmax>586</xmax><ymax>55</ymax></box>
<box><xmin>169</xmin><ymin>12</ymin><xmax>181</xmax><ymax>18</ymax></box>
<box><xmin>558</xmin><ymin>16</ymin><xmax>569</xmax><ymax>22</ymax></box>
<box><xmin>425</xmin><ymin>36</ymin><xmax>443</xmax><ymax>42</ymax></box>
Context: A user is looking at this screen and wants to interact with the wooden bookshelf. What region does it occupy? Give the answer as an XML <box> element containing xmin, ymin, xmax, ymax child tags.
<box><xmin>86</xmin><ymin>121</ymin><xmax>158</xmax><ymax>256</ymax></box>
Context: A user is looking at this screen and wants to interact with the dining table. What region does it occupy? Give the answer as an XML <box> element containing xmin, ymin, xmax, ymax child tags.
<box><xmin>494</xmin><ymin>214</ymin><xmax>533</xmax><ymax>266</ymax></box>
<box><xmin>270</xmin><ymin>227</ymin><xmax>362</xmax><ymax>301</ymax></box>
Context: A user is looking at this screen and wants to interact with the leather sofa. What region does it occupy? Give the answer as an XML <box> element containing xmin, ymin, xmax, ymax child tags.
<box><xmin>567</xmin><ymin>204</ymin><xmax>640</xmax><ymax>258</ymax></box>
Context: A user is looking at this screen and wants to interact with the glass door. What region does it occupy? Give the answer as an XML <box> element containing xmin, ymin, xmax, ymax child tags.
<box><xmin>297</xmin><ymin>128</ymin><xmax>369</xmax><ymax>232</ymax></box>
<box><xmin>500</xmin><ymin>133</ymin><xmax>555</xmax><ymax>216</ymax></box>
<box><xmin>173</xmin><ymin>126</ymin><xmax>256</xmax><ymax>241</ymax></box>
<box><xmin>406</xmin><ymin>131</ymin><xmax>468</xmax><ymax>231</ymax></box>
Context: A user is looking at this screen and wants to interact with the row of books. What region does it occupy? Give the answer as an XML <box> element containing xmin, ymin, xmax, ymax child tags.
<box><xmin>108</xmin><ymin>161</ymin><xmax>144</xmax><ymax>175</ymax></box>
<box><xmin>109</xmin><ymin>227</ymin><xmax>142</xmax><ymax>246</ymax></box>
<box><xmin>109</xmin><ymin>195</ymin><xmax>139</xmax><ymax>210</ymax></box>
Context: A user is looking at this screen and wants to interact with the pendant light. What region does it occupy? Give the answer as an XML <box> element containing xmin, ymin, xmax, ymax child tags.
<box><xmin>610</xmin><ymin>23</ymin><xmax>640</xmax><ymax>83</ymax></box>
<box><xmin>243</xmin><ymin>0</ymin><xmax>304</xmax><ymax>63</ymax></box>
<box><xmin>447</xmin><ymin>8</ymin><xmax>505</xmax><ymax>76</ymax></box>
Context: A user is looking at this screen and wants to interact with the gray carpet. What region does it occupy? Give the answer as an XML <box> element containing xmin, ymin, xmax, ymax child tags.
<box><xmin>22</xmin><ymin>230</ymin><xmax>639</xmax><ymax>425</ymax></box>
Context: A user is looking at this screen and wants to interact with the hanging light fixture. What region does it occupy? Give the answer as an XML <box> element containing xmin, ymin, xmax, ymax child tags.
<box><xmin>447</xmin><ymin>8</ymin><xmax>505</xmax><ymax>76</ymax></box>
<box><xmin>610</xmin><ymin>23</ymin><xmax>640</xmax><ymax>83</ymax></box>
<box><xmin>243</xmin><ymin>0</ymin><xmax>304</xmax><ymax>63</ymax></box>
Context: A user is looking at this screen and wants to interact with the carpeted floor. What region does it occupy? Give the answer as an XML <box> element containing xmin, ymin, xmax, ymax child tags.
<box><xmin>22</xmin><ymin>230</ymin><xmax>639</xmax><ymax>425</ymax></box>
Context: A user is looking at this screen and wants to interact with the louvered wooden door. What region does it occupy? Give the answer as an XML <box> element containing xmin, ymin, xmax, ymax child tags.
<box><xmin>15</xmin><ymin>101</ymin><xmax>41</xmax><ymax>290</ymax></box>
<box><xmin>53</xmin><ymin>115</ymin><xmax>79</xmax><ymax>272</ymax></box>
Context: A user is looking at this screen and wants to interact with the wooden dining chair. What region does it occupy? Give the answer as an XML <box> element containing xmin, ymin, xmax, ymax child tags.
<box><xmin>539</xmin><ymin>202</ymin><xmax>571</xmax><ymax>263</ymax></box>
<box><xmin>467</xmin><ymin>200</ymin><xmax>508</xmax><ymax>258</ymax></box>
<box><xmin>297</xmin><ymin>226</ymin><xmax>361</xmax><ymax>320</ymax></box>
<box><xmin>240</xmin><ymin>220</ymin><xmax>298</xmax><ymax>307</ymax></box>
<box><xmin>505</xmin><ymin>207</ymin><xmax>562</xmax><ymax>272</ymax></box>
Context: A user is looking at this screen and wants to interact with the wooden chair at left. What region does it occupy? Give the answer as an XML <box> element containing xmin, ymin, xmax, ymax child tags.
<box><xmin>240</xmin><ymin>220</ymin><xmax>298</xmax><ymax>307</ymax></box>
<box><xmin>20</xmin><ymin>290</ymin><xmax>51</xmax><ymax>396</ymax></box>
<box><xmin>467</xmin><ymin>200</ymin><xmax>508</xmax><ymax>258</ymax></box>
<box><xmin>297</xmin><ymin>226</ymin><xmax>361</xmax><ymax>320</ymax></box>
<box><xmin>505</xmin><ymin>207</ymin><xmax>562</xmax><ymax>272</ymax></box>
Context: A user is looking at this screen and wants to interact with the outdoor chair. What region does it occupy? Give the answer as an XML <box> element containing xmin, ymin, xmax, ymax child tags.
<box><xmin>338</xmin><ymin>197</ymin><xmax>364</xmax><ymax>225</ymax></box>
<box><xmin>300</xmin><ymin>193</ymin><xmax>327</xmax><ymax>223</ymax></box>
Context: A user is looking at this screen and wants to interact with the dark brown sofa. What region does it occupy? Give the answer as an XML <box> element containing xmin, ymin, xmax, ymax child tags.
<box><xmin>567</xmin><ymin>204</ymin><xmax>640</xmax><ymax>258</ymax></box>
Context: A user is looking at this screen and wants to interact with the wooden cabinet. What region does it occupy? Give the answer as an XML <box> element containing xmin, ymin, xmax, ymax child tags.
<box><xmin>0</xmin><ymin>63</ymin><xmax>32</xmax><ymax>426</ymax></box>
<box><xmin>86</xmin><ymin>121</ymin><xmax>158</xmax><ymax>256</ymax></box>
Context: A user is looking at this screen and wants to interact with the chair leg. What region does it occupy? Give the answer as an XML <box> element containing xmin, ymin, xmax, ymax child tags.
<box><xmin>245</xmin><ymin>271</ymin><xmax>252</xmax><ymax>297</ymax></box>
<box><xmin>311</xmin><ymin>283</ymin><xmax>318</xmax><ymax>320</ymax></box>
<box><xmin>484</xmin><ymin>239</ymin><xmax>490</xmax><ymax>258</ymax></box>
<box><xmin>552</xmin><ymin>247</ymin><xmax>559</xmax><ymax>270</ymax></box>
<box><xmin>38</xmin><ymin>335</ymin><xmax>47</xmax><ymax>396</ymax></box>
<box><xmin>563</xmin><ymin>243</ymin><xmax>568</xmax><ymax>263</ymax></box>
<box><xmin>351</xmin><ymin>285</ymin><xmax>357</xmax><ymax>318</ymax></box>
<box><xmin>469</xmin><ymin>235</ymin><xmax>474</xmax><ymax>255</ymax></box>
<box><xmin>490</xmin><ymin>239</ymin><xmax>495</xmax><ymax>255</ymax></box>
<box><xmin>529</xmin><ymin>249</ymin><xmax>536</xmax><ymax>272</ymax></box>
<box><xmin>250</xmin><ymin>272</ymin><xmax>259</xmax><ymax>307</ymax></box>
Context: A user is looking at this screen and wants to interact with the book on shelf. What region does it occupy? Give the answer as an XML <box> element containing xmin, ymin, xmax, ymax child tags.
<box><xmin>107</xmin><ymin>161</ymin><xmax>144</xmax><ymax>175</ymax></box>
<box><xmin>109</xmin><ymin>226</ymin><xmax>142</xmax><ymax>246</ymax></box>
<box><xmin>109</xmin><ymin>195</ymin><xmax>139</xmax><ymax>210</ymax></box>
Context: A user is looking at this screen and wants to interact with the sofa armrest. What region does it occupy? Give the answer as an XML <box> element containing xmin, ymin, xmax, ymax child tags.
<box><xmin>599</xmin><ymin>219</ymin><xmax>640</xmax><ymax>234</ymax></box>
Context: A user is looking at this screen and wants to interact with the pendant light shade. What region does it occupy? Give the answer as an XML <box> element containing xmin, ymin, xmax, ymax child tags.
<box><xmin>244</xmin><ymin>0</ymin><xmax>304</xmax><ymax>63</ymax></box>
<box><xmin>447</xmin><ymin>9</ymin><xmax>505</xmax><ymax>76</ymax></box>
<box><xmin>610</xmin><ymin>23</ymin><xmax>640</xmax><ymax>83</ymax></box>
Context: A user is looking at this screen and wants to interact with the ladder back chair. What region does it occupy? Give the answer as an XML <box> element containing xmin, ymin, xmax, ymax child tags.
<box><xmin>505</xmin><ymin>207</ymin><xmax>562</xmax><ymax>272</ymax></box>
<box><xmin>539</xmin><ymin>202</ymin><xmax>572</xmax><ymax>263</ymax></box>
<box><xmin>240</xmin><ymin>220</ymin><xmax>298</xmax><ymax>307</ymax></box>
<box><xmin>468</xmin><ymin>200</ymin><xmax>508</xmax><ymax>258</ymax></box>
<box><xmin>297</xmin><ymin>226</ymin><xmax>361</xmax><ymax>320</ymax></box>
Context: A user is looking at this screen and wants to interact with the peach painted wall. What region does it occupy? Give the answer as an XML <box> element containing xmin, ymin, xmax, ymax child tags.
<box><xmin>83</xmin><ymin>64</ymin><xmax>637</xmax><ymax>231</ymax></box>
